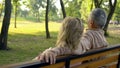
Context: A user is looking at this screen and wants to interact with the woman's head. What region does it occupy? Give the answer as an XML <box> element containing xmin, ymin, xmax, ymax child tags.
<box><xmin>56</xmin><ymin>17</ymin><xmax>84</xmax><ymax>50</ymax></box>
<box><xmin>88</xmin><ymin>8</ymin><xmax>107</xmax><ymax>29</ymax></box>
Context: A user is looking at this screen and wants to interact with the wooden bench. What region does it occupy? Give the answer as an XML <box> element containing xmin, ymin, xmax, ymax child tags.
<box><xmin>1</xmin><ymin>44</ymin><xmax>120</xmax><ymax>68</ymax></box>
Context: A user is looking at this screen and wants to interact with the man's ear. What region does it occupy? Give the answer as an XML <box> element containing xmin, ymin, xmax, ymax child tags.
<box><xmin>90</xmin><ymin>20</ymin><xmax>94</xmax><ymax>27</ymax></box>
<box><xmin>91</xmin><ymin>21</ymin><xmax>98</xmax><ymax>28</ymax></box>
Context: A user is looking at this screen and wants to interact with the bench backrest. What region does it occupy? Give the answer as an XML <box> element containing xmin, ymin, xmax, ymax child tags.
<box><xmin>2</xmin><ymin>44</ymin><xmax>120</xmax><ymax>68</ymax></box>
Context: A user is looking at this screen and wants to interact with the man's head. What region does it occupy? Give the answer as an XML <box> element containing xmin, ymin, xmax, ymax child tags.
<box><xmin>88</xmin><ymin>8</ymin><xmax>107</xmax><ymax>29</ymax></box>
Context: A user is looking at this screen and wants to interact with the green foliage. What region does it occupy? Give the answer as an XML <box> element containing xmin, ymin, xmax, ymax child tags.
<box><xmin>12</xmin><ymin>0</ymin><xmax>19</xmax><ymax>5</ymax></box>
<box><xmin>12</xmin><ymin>0</ymin><xmax>21</xmax><ymax>11</ymax></box>
<box><xmin>113</xmin><ymin>0</ymin><xmax>120</xmax><ymax>20</ymax></box>
<box><xmin>0</xmin><ymin>1</ymin><xmax>4</xmax><ymax>19</ymax></box>
<box><xmin>28</xmin><ymin>0</ymin><xmax>46</xmax><ymax>22</ymax></box>
<box><xmin>65</xmin><ymin>0</ymin><xmax>83</xmax><ymax>18</ymax></box>
<box><xmin>80</xmin><ymin>0</ymin><xmax>93</xmax><ymax>23</ymax></box>
<box><xmin>18</xmin><ymin>0</ymin><xmax>29</xmax><ymax>17</ymax></box>
<box><xmin>18</xmin><ymin>9</ymin><xmax>29</xmax><ymax>18</ymax></box>
<box><xmin>48</xmin><ymin>0</ymin><xmax>59</xmax><ymax>21</ymax></box>
<box><xmin>27</xmin><ymin>0</ymin><xmax>59</xmax><ymax>21</ymax></box>
<box><xmin>29</xmin><ymin>0</ymin><xmax>46</xmax><ymax>13</ymax></box>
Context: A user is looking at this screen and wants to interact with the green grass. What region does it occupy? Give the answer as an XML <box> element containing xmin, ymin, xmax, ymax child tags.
<box><xmin>106</xmin><ymin>25</ymin><xmax>120</xmax><ymax>45</ymax></box>
<box><xmin>0</xmin><ymin>19</ymin><xmax>120</xmax><ymax>66</ymax></box>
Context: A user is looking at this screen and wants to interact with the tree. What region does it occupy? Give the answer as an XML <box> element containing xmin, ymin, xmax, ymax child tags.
<box><xmin>0</xmin><ymin>0</ymin><xmax>12</xmax><ymax>50</ymax></box>
<box><xmin>103</xmin><ymin>0</ymin><xmax>117</xmax><ymax>36</ymax></box>
<box><xmin>60</xmin><ymin>0</ymin><xmax>66</xmax><ymax>18</ymax></box>
<box><xmin>45</xmin><ymin>0</ymin><xmax>50</xmax><ymax>38</ymax></box>
<box><xmin>13</xmin><ymin>0</ymin><xmax>20</xmax><ymax>28</ymax></box>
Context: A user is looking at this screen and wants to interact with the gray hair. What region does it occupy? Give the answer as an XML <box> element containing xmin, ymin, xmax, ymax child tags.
<box><xmin>89</xmin><ymin>8</ymin><xmax>107</xmax><ymax>28</ymax></box>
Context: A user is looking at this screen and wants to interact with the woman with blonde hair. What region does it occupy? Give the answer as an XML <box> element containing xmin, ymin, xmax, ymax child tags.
<box><xmin>34</xmin><ymin>17</ymin><xmax>84</xmax><ymax>64</ymax></box>
<box><xmin>56</xmin><ymin>17</ymin><xmax>84</xmax><ymax>50</ymax></box>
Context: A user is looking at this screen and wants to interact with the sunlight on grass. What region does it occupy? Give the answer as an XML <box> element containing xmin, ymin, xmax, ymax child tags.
<box><xmin>8</xmin><ymin>21</ymin><xmax>61</xmax><ymax>34</ymax></box>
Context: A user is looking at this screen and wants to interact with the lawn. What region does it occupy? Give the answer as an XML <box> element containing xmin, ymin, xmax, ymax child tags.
<box><xmin>0</xmin><ymin>19</ymin><xmax>120</xmax><ymax>66</ymax></box>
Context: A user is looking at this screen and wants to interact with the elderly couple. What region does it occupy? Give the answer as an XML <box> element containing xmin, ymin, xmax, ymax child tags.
<box><xmin>34</xmin><ymin>8</ymin><xmax>108</xmax><ymax>65</ymax></box>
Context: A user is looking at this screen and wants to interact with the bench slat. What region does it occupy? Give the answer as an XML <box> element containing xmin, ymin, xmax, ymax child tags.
<box><xmin>75</xmin><ymin>55</ymin><xmax>119</xmax><ymax>68</ymax></box>
<box><xmin>108</xmin><ymin>63</ymin><xmax>117</xmax><ymax>68</ymax></box>
<box><xmin>70</xmin><ymin>48</ymin><xmax>120</xmax><ymax>65</ymax></box>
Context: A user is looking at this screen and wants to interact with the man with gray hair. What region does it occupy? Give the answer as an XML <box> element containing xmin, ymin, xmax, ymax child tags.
<box><xmin>74</xmin><ymin>8</ymin><xmax>108</xmax><ymax>54</ymax></box>
<box><xmin>89</xmin><ymin>8</ymin><xmax>107</xmax><ymax>29</ymax></box>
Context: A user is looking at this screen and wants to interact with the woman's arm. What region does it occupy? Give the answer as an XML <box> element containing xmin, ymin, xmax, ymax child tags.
<box><xmin>34</xmin><ymin>47</ymin><xmax>72</xmax><ymax>64</ymax></box>
<box><xmin>51</xmin><ymin>47</ymin><xmax>72</xmax><ymax>56</ymax></box>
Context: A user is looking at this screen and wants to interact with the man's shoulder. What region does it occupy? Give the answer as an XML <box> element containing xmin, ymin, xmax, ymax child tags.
<box><xmin>83</xmin><ymin>29</ymin><xmax>104</xmax><ymax>39</ymax></box>
<box><xmin>85</xmin><ymin>29</ymin><xmax>104</xmax><ymax>34</ymax></box>
<box><xmin>84</xmin><ymin>29</ymin><xmax>94</xmax><ymax>35</ymax></box>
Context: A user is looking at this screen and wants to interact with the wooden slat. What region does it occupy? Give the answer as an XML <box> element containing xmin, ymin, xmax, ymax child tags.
<box><xmin>75</xmin><ymin>55</ymin><xmax>119</xmax><ymax>68</ymax></box>
<box><xmin>41</xmin><ymin>62</ymin><xmax>65</xmax><ymax>68</ymax></box>
<box><xmin>108</xmin><ymin>63</ymin><xmax>117</xmax><ymax>68</ymax></box>
<box><xmin>70</xmin><ymin>48</ymin><xmax>120</xmax><ymax>65</ymax></box>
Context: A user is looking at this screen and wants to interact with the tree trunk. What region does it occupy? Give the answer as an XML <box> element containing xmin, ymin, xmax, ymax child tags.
<box><xmin>0</xmin><ymin>0</ymin><xmax>12</xmax><ymax>50</ymax></box>
<box><xmin>45</xmin><ymin>0</ymin><xmax>50</xmax><ymax>38</ymax></box>
<box><xmin>103</xmin><ymin>0</ymin><xmax>117</xmax><ymax>36</ymax></box>
<box><xmin>37</xmin><ymin>12</ymin><xmax>40</xmax><ymax>22</ymax></box>
<box><xmin>14</xmin><ymin>4</ymin><xmax>17</xmax><ymax>28</ymax></box>
<box><xmin>60</xmin><ymin>0</ymin><xmax>66</xmax><ymax>18</ymax></box>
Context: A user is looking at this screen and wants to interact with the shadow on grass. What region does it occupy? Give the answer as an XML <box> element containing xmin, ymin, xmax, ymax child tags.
<box><xmin>0</xmin><ymin>31</ymin><xmax>59</xmax><ymax>66</ymax></box>
<box><xmin>8</xmin><ymin>31</ymin><xmax>58</xmax><ymax>50</ymax></box>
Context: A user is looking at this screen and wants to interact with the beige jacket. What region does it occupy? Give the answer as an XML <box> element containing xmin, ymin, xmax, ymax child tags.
<box><xmin>51</xmin><ymin>29</ymin><xmax>108</xmax><ymax>55</ymax></box>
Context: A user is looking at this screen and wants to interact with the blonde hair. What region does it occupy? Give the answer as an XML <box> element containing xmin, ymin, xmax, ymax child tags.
<box><xmin>55</xmin><ymin>17</ymin><xmax>84</xmax><ymax>50</ymax></box>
